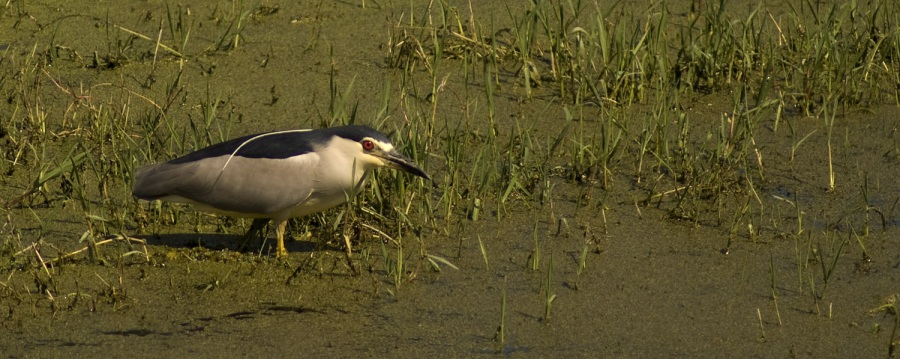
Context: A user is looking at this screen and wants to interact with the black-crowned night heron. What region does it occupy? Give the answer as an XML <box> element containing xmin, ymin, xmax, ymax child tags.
<box><xmin>132</xmin><ymin>125</ymin><xmax>430</xmax><ymax>257</ymax></box>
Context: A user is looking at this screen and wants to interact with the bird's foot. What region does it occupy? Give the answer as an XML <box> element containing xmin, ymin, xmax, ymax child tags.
<box><xmin>342</xmin><ymin>234</ymin><xmax>358</xmax><ymax>275</ymax></box>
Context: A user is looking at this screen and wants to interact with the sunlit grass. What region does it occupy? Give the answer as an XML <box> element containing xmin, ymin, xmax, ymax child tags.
<box><xmin>0</xmin><ymin>1</ymin><xmax>898</xmax><ymax>333</ymax></box>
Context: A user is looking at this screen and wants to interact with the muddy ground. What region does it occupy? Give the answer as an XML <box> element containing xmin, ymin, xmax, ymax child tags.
<box><xmin>1</xmin><ymin>1</ymin><xmax>899</xmax><ymax>358</ymax></box>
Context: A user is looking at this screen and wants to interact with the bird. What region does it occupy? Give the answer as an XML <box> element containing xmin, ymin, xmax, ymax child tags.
<box><xmin>132</xmin><ymin>125</ymin><xmax>430</xmax><ymax>257</ymax></box>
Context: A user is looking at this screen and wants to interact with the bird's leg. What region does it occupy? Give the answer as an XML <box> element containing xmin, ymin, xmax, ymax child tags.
<box><xmin>342</xmin><ymin>234</ymin><xmax>353</xmax><ymax>259</ymax></box>
<box><xmin>275</xmin><ymin>218</ymin><xmax>288</xmax><ymax>257</ymax></box>
<box><xmin>238</xmin><ymin>218</ymin><xmax>270</xmax><ymax>252</ymax></box>
<box><xmin>341</xmin><ymin>233</ymin><xmax>357</xmax><ymax>274</ymax></box>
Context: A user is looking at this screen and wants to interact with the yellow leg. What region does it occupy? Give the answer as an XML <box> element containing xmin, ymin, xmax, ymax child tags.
<box><xmin>342</xmin><ymin>233</ymin><xmax>353</xmax><ymax>258</ymax></box>
<box><xmin>275</xmin><ymin>219</ymin><xmax>288</xmax><ymax>257</ymax></box>
<box><xmin>342</xmin><ymin>233</ymin><xmax>357</xmax><ymax>274</ymax></box>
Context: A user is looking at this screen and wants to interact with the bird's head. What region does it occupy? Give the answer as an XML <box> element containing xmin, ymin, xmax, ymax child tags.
<box><xmin>331</xmin><ymin>126</ymin><xmax>430</xmax><ymax>181</ymax></box>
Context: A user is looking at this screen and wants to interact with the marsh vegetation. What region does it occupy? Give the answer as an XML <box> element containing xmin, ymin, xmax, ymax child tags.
<box><xmin>1</xmin><ymin>0</ymin><xmax>899</xmax><ymax>356</ymax></box>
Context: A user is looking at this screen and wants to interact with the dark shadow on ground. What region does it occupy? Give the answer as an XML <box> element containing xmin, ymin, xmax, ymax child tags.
<box><xmin>138</xmin><ymin>233</ymin><xmax>324</xmax><ymax>255</ymax></box>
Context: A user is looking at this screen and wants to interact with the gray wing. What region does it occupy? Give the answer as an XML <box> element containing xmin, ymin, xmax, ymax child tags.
<box><xmin>132</xmin><ymin>154</ymin><xmax>318</xmax><ymax>216</ymax></box>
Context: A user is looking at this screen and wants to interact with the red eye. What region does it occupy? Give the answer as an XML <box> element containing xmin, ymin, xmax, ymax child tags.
<box><xmin>362</xmin><ymin>140</ymin><xmax>375</xmax><ymax>151</ymax></box>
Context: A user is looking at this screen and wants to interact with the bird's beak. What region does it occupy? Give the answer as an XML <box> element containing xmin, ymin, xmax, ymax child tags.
<box><xmin>378</xmin><ymin>150</ymin><xmax>430</xmax><ymax>180</ymax></box>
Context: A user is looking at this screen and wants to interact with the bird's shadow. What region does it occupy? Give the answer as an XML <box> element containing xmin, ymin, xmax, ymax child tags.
<box><xmin>137</xmin><ymin>232</ymin><xmax>326</xmax><ymax>255</ymax></box>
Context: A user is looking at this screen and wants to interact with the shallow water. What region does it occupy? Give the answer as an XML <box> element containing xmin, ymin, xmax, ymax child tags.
<box><xmin>1</xmin><ymin>1</ymin><xmax>899</xmax><ymax>357</ymax></box>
